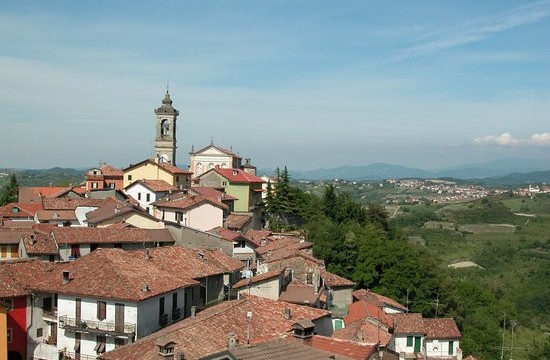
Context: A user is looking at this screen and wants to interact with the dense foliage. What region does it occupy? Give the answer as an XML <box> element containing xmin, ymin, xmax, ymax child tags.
<box><xmin>264</xmin><ymin>172</ymin><xmax>550</xmax><ymax>359</ymax></box>
<box><xmin>0</xmin><ymin>174</ymin><xmax>19</xmax><ymax>205</ymax></box>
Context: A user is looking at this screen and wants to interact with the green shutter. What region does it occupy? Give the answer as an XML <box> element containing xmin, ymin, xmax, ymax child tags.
<box><xmin>449</xmin><ymin>341</ymin><xmax>454</xmax><ymax>355</ymax></box>
<box><xmin>407</xmin><ymin>336</ymin><xmax>413</xmax><ymax>346</ymax></box>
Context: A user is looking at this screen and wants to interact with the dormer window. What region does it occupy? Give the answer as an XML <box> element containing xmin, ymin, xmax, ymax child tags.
<box><xmin>11</xmin><ymin>207</ymin><xmax>19</xmax><ymax>214</ymax></box>
<box><xmin>156</xmin><ymin>337</ymin><xmax>176</xmax><ymax>359</ymax></box>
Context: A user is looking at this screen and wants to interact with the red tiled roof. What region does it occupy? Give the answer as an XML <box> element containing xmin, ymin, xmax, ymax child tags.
<box><xmin>245</xmin><ymin>229</ymin><xmax>273</xmax><ymax>243</ymax></box>
<box><xmin>233</xmin><ymin>267</ymin><xmax>286</xmax><ymax>289</ymax></box>
<box><xmin>353</xmin><ymin>289</ymin><xmax>408</xmax><ymax>311</ymax></box>
<box><xmin>42</xmin><ymin>197</ymin><xmax>120</xmax><ymax>210</ymax></box>
<box><xmin>22</xmin><ymin>232</ymin><xmax>58</xmax><ymax>255</ymax></box>
<box><xmin>199</xmin><ymin>248</ymin><xmax>244</xmax><ymax>273</ymax></box>
<box><xmin>423</xmin><ymin>318</ymin><xmax>461</xmax><ymax>340</ymax></box>
<box><xmin>279</xmin><ymin>279</ymin><xmax>323</xmax><ymax>306</ymax></box>
<box><xmin>128</xmin><ymin>179</ymin><xmax>176</xmax><ymax>192</ymax></box>
<box><xmin>101</xmin><ymin>295</ymin><xmax>331</xmax><ymax>360</ymax></box>
<box><xmin>0</xmin><ymin>220</ymin><xmax>35</xmax><ymax>229</ymax></box>
<box><xmin>190</xmin><ymin>187</ymin><xmax>237</xmax><ymax>201</ymax></box>
<box><xmin>35</xmin><ymin>210</ymin><xmax>77</xmax><ymax>222</ymax></box>
<box><xmin>321</xmin><ymin>270</ymin><xmax>356</xmax><ymax>288</ymax></box>
<box><xmin>99</xmin><ymin>164</ymin><xmax>123</xmax><ymax>176</ymax></box>
<box><xmin>85</xmin><ymin>202</ymin><xmax>157</xmax><ymax>224</ymax></box>
<box><xmin>154</xmin><ymin>194</ymin><xmax>228</xmax><ymax>211</ymax></box>
<box><xmin>309</xmin><ymin>335</ymin><xmax>377</xmax><ymax>359</ymax></box>
<box><xmin>332</xmin><ymin>319</ymin><xmax>392</xmax><ymax>346</ymax></box>
<box><xmin>345</xmin><ymin>300</ymin><xmax>395</xmax><ymax>328</ymax></box>
<box><xmin>0</xmin><ymin>260</ymin><xmax>57</xmax><ymax>298</ymax></box>
<box><xmin>256</xmin><ymin>235</ymin><xmax>312</xmax><ymax>256</ymax></box>
<box><xmin>51</xmin><ymin>227</ymin><xmax>174</xmax><ymax>245</ymax></box>
<box><xmin>158</xmin><ymin>161</ymin><xmax>193</xmax><ymax>175</ymax></box>
<box><xmin>208</xmin><ymin>227</ymin><xmax>254</xmax><ymax>245</ymax></box>
<box><xmin>18</xmin><ymin>186</ymin><xmax>73</xmax><ymax>203</ymax></box>
<box><xmin>32</xmin><ymin>248</ymin><xmax>198</xmax><ymax>301</ymax></box>
<box><xmin>0</xmin><ymin>228</ymin><xmax>33</xmax><ymax>244</ymax></box>
<box><xmin>392</xmin><ymin>313</ymin><xmax>425</xmax><ymax>334</ymax></box>
<box><xmin>127</xmin><ymin>246</ymin><xmax>238</xmax><ymax>279</ymax></box>
<box><xmin>0</xmin><ymin>202</ymin><xmax>43</xmax><ymax>218</ymax></box>
<box><xmin>225</xmin><ymin>213</ymin><xmax>252</xmax><ymax>230</ymax></box>
<box><xmin>229</xmin><ymin>336</ymin><xmax>352</xmax><ymax>360</ymax></box>
<box><xmin>214</xmin><ymin>168</ymin><xmax>264</xmax><ymax>184</ymax></box>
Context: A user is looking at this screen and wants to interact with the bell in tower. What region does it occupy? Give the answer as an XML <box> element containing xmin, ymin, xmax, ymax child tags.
<box><xmin>154</xmin><ymin>91</ymin><xmax>180</xmax><ymax>164</ymax></box>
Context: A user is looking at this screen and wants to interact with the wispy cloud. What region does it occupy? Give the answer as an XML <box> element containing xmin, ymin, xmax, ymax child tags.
<box><xmin>392</xmin><ymin>1</ymin><xmax>550</xmax><ymax>61</ymax></box>
<box><xmin>474</xmin><ymin>132</ymin><xmax>550</xmax><ymax>147</ymax></box>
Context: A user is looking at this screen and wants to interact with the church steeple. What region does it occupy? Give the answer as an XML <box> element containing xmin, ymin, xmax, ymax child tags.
<box><xmin>154</xmin><ymin>91</ymin><xmax>179</xmax><ymax>164</ymax></box>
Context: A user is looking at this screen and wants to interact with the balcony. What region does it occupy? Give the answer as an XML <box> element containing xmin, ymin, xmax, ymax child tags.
<box><xmin>171</xmin><ymin>307</ymin><xmax>181</xmax><ymax>321</ymax></box>
<box><xmin>59</xmin><ymin>350</ymin><xmax>99</xmax><ymax>360</ymax></box>
<box><xmin>42</xmin><ymin>308</ymin><xmax>58</xmax><ymax>322</ymax></box>
<box><xmin>58</xmin><ymin>315</ymin><xmax>136</xmax><ymax>336</ymax></box>
<box><xmin>159</xmin><ymin>313</ymin><xmax>168</xmax><ymax>327</ymax></box>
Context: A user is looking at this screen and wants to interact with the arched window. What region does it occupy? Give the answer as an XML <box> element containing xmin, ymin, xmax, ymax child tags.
<box><xmin>160</xmin><ymin>119</ymin><xmax>170</xmax><ymax>137</ymax></box>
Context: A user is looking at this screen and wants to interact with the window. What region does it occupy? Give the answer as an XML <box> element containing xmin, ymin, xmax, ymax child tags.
<box><xmin>43</xmin><ymin>297</ymin><xmax>52</xmax><ymax>311</ymax></box>
<box><xmin>37</xmin><ymin>327</ymin><xmax>43</xmax><ymax>338</ymax></box>
<box><xmin>146</xmin><ymin>193</ymin><xmax>150</xmax><ymax>202</ymax></box>
<box><xmin>176</xmin><ymin>176</ymin><xmax>179</xmax><ymax>182</ymax></box>
<box><xmin>92</xmin><ymin>182</ymin><xmax>98</xmax><ymax>189</ymax></box>
<box><xmin>7</xmin><ymin>328</ymin><xmax>12</xmax><ymax>343</ymax></box>
<box><xmin>115</xmin><ymin>338</ymin><xmax>125</xmax><ymax>349</ymax></box>
<box><xmin>222</xmin><ymin>181</ymin><xmax>227</xmax><ymax>187</ymax></box>
<box><xmin>175</xmin><ymin>212</ymin><xmax>183</xmax><ymax>222</ymax></box>
<box><xmin>172</xmin><ymin>293</ymin><xmax>178</xmax><ymax>310</ymax></box>
<box><xmin>306</xmin><ymin>272</ymin><xmax>313</xmax><ymax>285</ymax></box>
<box><xmin>137</xmin><ymin>193</ymin><xmax>141</xmax><ymax>200</ymax></box>
<box><xmin>95</xmin><ymin>335</ymin><xmax>107</xmax><ymax>353</ymax></box>
<box><xmin>448</xmin><ymin>341</ymin><xmax>454</xmax><ymax>355</ymax></box>
<box><xmin>407</xmin><ymin>336</ymin><xmax>413</xmax><ymax>347</ymax></box>
<box><xmin>159</xmin><ymin>297</ymin><xmax>165</xmax><ymax>317</ymax></box>
<box><xmin>233</xmin><ymin>240</ymin><xmax>246</xmax><ymax>249</ymax></box>
<box><xmin>70</xmin><ymin>244</ymin><xmax>81</xmax><ymax>258</ymax></box>
<box><xmin>11</xmin><ymin>207</ymin><xmax>19</xmax><ymax>214</ymax></box>
<box><xmin>127</xmin><ymin>175</ymin><xmax>132</xmax><ymax>181</ymax></box>
<box><xmin>97</xmin><ymin>301</ymin><xmax>106</xmax><ymax>321</ymax></box>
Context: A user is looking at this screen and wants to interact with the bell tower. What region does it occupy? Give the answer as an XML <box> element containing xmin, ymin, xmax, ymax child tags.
<box><xmin>154</xmin><ymin>91</ymin><xmax>179</xmax><ymax>164</ymax></box>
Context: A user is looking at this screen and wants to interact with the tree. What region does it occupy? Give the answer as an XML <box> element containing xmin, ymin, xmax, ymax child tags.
<box><xmin>0</xmin><ymin>174</ymin><xmax>19</xmax><ymax>205</ymax></box>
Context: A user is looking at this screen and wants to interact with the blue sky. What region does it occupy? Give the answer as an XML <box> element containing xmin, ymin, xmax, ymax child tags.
<box><xmin>1</xmin><ymin>0</ymin><xmax>549</xmax><ymax>171</ymax></box>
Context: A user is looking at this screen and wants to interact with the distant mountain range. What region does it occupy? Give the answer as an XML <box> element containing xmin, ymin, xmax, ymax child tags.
<box><xmin>259</xmin><ymin>158</ymin><xmax>550</xmax><ymax>184</ymax></box>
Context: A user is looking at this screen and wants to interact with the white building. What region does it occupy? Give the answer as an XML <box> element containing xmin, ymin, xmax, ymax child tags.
<box><xmin>124</xmin><ymin>179</ymin><xmax>177</xmax><ymax>215</ymax></box>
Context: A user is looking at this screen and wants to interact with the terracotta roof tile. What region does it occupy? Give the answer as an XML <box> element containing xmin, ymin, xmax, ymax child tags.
<box><xmin>31</xmin><ymin>248</ymin><xmax>198</xmax><ymax>301</ymax></box>
<box><xmin>0</xmin><ymin>260</ymin><xmax>57</xmax><ymax>298</ymax></box>
<box><xmin>154</xmin><ymin>194</ymin><xmax>228</xmax><ymax>211</ymax></box>
<box><xmin>423</xmin><ymin>318</ymin><xmax>461</xmax><ymax>340</ymax></box>
<box><xmin>233</xmin><ymin>267</ymin><xmax>286</xmax><ymax>289</ymax></box>
<box><xmin>128</xmin><ymin>179</ymin><xmax>176</xmax><ymax>192</ymax></box>
<box><xmin>43</xmin><ymin>197</ymin><xmax>120</xmax><ymax>210</ymax></box>
<box><xmin>345</xmin><ymin>300</ymin><xmax>394</xmax><ymax>328</ymax></box>
<box><xmin>353</xmin><ymin>289</ymin><xmax>408</xmax><ymax>311</ymax></box>
<box><xmin>309</xmin><ymin>335</ymin><xmax>377</xmax><ymax>359</ymax></box>
<box><xmin>279</xmin><ymin>279</ymin><xmax>323</xmax><ymax>305</ymax></box>
<box><xmin>18</xmin><ymin>186</ymin><xmax>73</xmax><ymax>203</ymax></box>
<box><xmin>51</xmin><ymin>227</ymin><xmax>174</xmax><ymax>245</ymax></box>
<box><xmin>158</xmin><ymin>162</ymin><xmax>193</xmax><ymax>175</ymax></box>
<box><xmin>225</xmin><ymin>213</ymin><xmax>252</xmax><ymax>230</ymax></box>
<box><xmin>392</xmin><ymin>313</ymin><xmax>425</xmax><ymax>334</ymax></box>
<box><xmin>229</xmin><ymin>337</ymin><xmax>352</xmax><ymax>359</ymax></box>
<box><xmin>101</xmin><ymin>295</ymin><xmax>331</xmax><ymax>360</ymax></box>
<box><xmin>0</xmin><ymin>202</ymin><xmax>43</xmax><ymax>218</ymax></box>
<box><xmin>0</xmin><ymin>228</ymin><xmax>33</xmax><ymax>244</ymax></box>
<box><xmin>213</xmin><ymin>168</ymin><xmax>264</xmax><ymax>184</ymax></box>
<box><xmin>35</xmin><ymin>210</ymin><xmax>77</xmax><ymax>222</ymax></box>
<box><xmin>22</xmin><ymin>232</ymin><xmax>58</xmax><ymax>255</ymax></box>
<box><xmin>321</xmin><ymin>270</ymin><xmax>356</xmax><ymax>288</ymax></box>
<box><xmin>85</xmin><ymin>202</ymin><xmax>157</xmax><ymax>224</ymax></box>
<box><xmin>332</xmin><ymin>319</ymin><xmax>392</xmax><ymax>346</ymax></box>
<box><xmin>190</xmin><ymin>187</ymin><xmax>237</xmax><ymax>201</ymax></box>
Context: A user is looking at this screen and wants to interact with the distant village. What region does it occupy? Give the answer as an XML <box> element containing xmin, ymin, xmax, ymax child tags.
<box><xmin>2</xmin><ymin>93</ymin><xmax>472</xmax><ymax>360</ymax></box>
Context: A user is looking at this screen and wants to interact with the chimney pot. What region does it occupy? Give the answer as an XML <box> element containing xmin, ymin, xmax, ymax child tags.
<box><xmin>62</xmin><ymin>271</ymin><xmax>70</xmax><ymax>284</ymax></box>
<box><xmin>191</xmin><ymin>305</ymin><xmax>196</xmax><ymax>317</ymax></box>
<box><xmin>283</xmin><ymin>308</ymin><xmax>291</xmax><ymax>320</ymax></box>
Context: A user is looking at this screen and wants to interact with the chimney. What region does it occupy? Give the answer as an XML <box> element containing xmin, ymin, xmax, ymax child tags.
<box><xmin>142</xmin><ymin>284</ymin><xmax>150</xmax><ymax>292</ymax></box>
<box><xmin>62</xmin><ymin>271</ymin><xmax>70</xmax><ymax>284</ymax></box>
<box><xmin>190</xmin><ymin>306</ymin><xmax>196</xmax><ymax>318</ymax></box>
<box><xmin>145</xmin><ymin>249</ymin><xmax>151</xmax><ymax>260</ymax></box>
<box><xmin>283</xmin><ymin>308</ymin><xmax>291</xmax><ymax>320</ymax></box>
<box><xmin>29</xmin><ymin>234</ymin><xmax>36</xmax><ymax>245</ymax></box>
<box><xmin>228</xmin><ymin>332</ymin><xmax>238</xmax><ymax>349</ymax></box>
<box><xmin>176</xmin><ymin>352</ymin><xmax>185</xmax><ymax>360</ymax></box>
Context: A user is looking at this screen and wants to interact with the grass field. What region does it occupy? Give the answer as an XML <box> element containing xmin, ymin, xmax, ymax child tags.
<box><xmin>393</xmin><ymin>193</ymin><xmax>550</xmax><ymax>359</ymax></box>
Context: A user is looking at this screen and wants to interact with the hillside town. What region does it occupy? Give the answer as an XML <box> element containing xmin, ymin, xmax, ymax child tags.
<box><xmin>1</xmin><ymin>93</ymin><xmax>468</xmax><ymax>360</ymax></box>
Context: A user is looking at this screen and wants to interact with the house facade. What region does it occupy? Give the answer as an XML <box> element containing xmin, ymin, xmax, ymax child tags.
<box><xmin>123</xmin><ymin>158</ymin><xmax>192</xmax><ymax>189</ymax></box>
<box><xmin>188</xmin><ymin>143</ymin><xmax>242</xmax><ymax>178</ymax></box>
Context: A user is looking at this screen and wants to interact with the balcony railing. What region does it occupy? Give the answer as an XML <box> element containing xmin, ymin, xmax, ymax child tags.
<box><xmin>59</xmin><ymin>350</ymin><xmax>99</xmax><ymax>360</ymax></box>
<box><xmin>159</xmin><ymin>313</ymin><xmax>168</xmax><ymax>327</ymax></box>
<box><xmin>42</xmin><ymin>308</ymin><xmax>58</xmax><ymax>322</ymax></box>
<box><xmin>58</xmin><ymin>315</ymin><xmax>136</xmax><ymax>335</ymax></box>
<box><xmin>172</xmin><ymin>307</ymin><xmax>181</xmax><ymax>321</ymax></box>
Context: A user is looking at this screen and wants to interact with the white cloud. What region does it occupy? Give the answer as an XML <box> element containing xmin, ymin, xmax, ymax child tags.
<box><xmin>474</xmin><ymin>132</ymin><xmax>550</xmax><ymax>147</ymax></box>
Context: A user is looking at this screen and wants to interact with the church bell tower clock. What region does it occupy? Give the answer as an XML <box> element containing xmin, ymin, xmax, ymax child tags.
<box><xmin>154</xmin><ymin>91</ymin><xmax>179</xmax><ymax>164</ymax></box>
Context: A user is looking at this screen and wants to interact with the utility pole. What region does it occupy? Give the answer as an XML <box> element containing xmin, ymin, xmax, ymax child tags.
<box><xmin>501</xmin><ymin>313</ymin><xmax>506</xmax><ymax>360</ymax></box>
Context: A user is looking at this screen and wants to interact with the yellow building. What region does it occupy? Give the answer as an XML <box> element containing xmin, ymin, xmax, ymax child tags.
<box><xmin>123</xmin><ymin>158</ymin><xmax>192</xmax><ymax>189</ymax></box>
<box><xmin>0</xmin><ymin>301</ymin><xmax>9</xmax><ymax>360</ymax></box>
